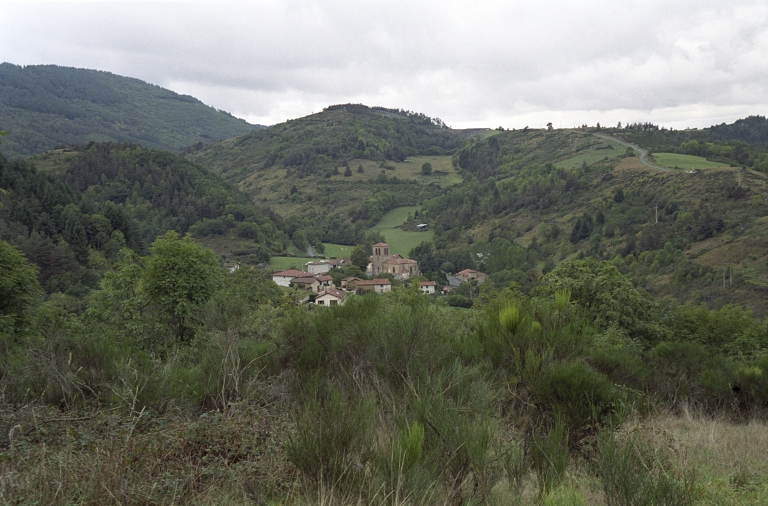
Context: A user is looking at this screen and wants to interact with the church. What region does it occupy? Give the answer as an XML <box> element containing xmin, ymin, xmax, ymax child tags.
<box><xmin>368</xmin><ymin>242</ymin><xmax>420</xmax><ymax>280</ymax></box>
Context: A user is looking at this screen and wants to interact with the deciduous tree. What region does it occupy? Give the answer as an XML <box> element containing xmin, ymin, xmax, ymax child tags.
<box><xmin>143</xmin><ymin>231</ymin><xmax>224</xmax><ymax>342</ymax></box>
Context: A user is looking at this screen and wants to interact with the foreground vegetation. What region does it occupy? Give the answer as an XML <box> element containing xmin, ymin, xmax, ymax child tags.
<box><xmin>2</xmin><ymin>230</ymin><xmax>768</xmax><ymax>504</ymax></box>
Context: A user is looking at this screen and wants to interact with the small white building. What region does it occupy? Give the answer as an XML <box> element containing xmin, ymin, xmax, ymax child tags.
<box><xmin>315</xmin><ymin>288</ymin><xmax>347</xmax><ymax>306</ymax></box>
<box><xmin>272</xmin><ymin>269</ymin><xmax>309</xmax><ymax>287</ymax></box>
<box><xmin>455</xmin><ymin>269</ymin><xmax>489</xmax><ymax>284</ymax></box>
<box><xmin>418</xmin><ymin>281</ymin><xmax>436</xmax><ymax>294</ymax></box>
<box><xmin>306</xmin><ymin>261</ymin><xmax>333</xmax><ymax>275</ymax></box>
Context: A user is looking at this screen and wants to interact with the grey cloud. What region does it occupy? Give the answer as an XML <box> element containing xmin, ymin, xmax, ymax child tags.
<box><xmin>1</xmin><ymin>0</ymin><xmax>767</xmax><ymax>128</ymax></box>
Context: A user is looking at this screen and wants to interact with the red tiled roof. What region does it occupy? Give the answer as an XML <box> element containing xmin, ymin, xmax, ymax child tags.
<box><xmin>291</xmin><ymin>276</ymin><xmax>318</xmax><ymax>284</ymax></box>
<box><xmin>317</xmin><ymin>288</ymin><xmax>346</xmax><ymax>299</ymax></box>
<box><xmin>384</xmin><ymin>258</ymin><xmax>416</xmax><ymax>265</ymax></box>
<box><xmin>316</xmin><ymin>275</ymin><xmax>333</xmax><ymax>281</ymax></box>
<box><xmin>456</xmin><ymin>269</ymin><xmax>478</xmax><ymax>276</ymax></box>
<box><xmin>419</xmin><ymin>281</ymin><xmax>436</xmax><ymax>286</ymax></box>
<box><xmin>372</xmin><ymin>242</ymin><xmax>389</xmax><ymax>247</ymax></box>
<box><xmin>273</xmin><ymin>269</ymin><xmax>308</xmax><ymax>277</ymax></box>
<box><xmin>356</xmin><ymin>278</ymin><xmax>391</xmax><ymax>286</ymax></box>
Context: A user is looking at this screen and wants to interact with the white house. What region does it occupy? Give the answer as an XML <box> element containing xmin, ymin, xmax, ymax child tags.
<box><xmin>455</xmin><ymin>269</ymin><xmax>489</xmax><ymax>284</ymax></box>
<box><xmin>418</xmin><ymin>281</ymin><xmax>436</xmax><ymax>294</ymax></box>
<box><xmin>272</xmin><ymin>269</ymin><xmax>309</xmax><ymax>287</ymax></box>
<box><xmin>315</xmin><ymin>288</ymin><xmax>347</xmax><ymax>306</ymax></box>
<box><xmin>306</xmin><ymin>261</ymin><xmax>333</xmax><ymax>275</ymax></box>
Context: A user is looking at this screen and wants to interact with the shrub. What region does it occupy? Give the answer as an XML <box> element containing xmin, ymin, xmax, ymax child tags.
<box><xmin>593</xmin><ymin>430</ymin><xmax>697</xmax><ymax>506</ymax></box>
<box><xmin>531</xmin><ymin>360</ymin><xmax>619</xmax><ymax>440</ymax></box>
<box><xmin>285</xmin><ymin>387</ymin><xmax>375</xmax><ymax>487</ymax></box>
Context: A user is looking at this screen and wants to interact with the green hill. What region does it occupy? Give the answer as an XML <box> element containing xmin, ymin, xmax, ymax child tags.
<box><xmin>412</xmin><ymin>128</ymin><xmax>768</xmax><ymax>316</ymax></box>
<box><xmin>186</xmin><ymin>104</ymin><xmax>485</xmax><ymax>246</ymax></box>
<box><xmin>0</xmin><ymin>63</ymin><xmax>262</xmax><ymax>159</ymax></box>
<box><xmin>0</xmin><ymin>144</ymin><xmax>288</xmax><ymax>296</ymax></box>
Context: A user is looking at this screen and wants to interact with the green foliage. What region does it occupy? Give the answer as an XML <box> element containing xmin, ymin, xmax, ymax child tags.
<box><xmin>0</xmin><ymin>239</ymin><xmax>41</xmax><ymax>336</ymax></box>
<box><xmin>0</xmin><ymin>63</ymin><xmax>259</xmax><ymax>159</ymax></box>
<box><xmin>350</xmin><ymin>243</ymin><xmax>370</xmax><ymax>270</ymax></box>
<box><xmin>188</xmin><ymin>104</ymin><xmax>460</xmax><ymax>180</ymax></box>
<box><xmin>421</xmin><ymin>161</ymin><xmax>433</xmax><ymax>175</ymax></box>
<box><xmin>536</xmin><ymin>259</ymin><xmax>664</xmax><ymax>343</ymax></box>
<box><xmin>144</xmin><ymin>232</ymin><xmax>224</xmax><ymax>342</ymax></box>
<box><xmin>531</xmin><ymin>360</ymin><xmax>619</xmax><ymax>437</ymax></box>
<box><xmin>286</xmin><ymin>386</ymin><xmax>375</xmax><ymax>486</ymax></box>
<box><xmin>531</xmin><ymin>418</ymin><xmax>570</xmax><ymax>498</ymax></box>
<box><xmin>594</xmin><ymin>430</ymin><xmax>697</xmax><ymax>506</ymax></box>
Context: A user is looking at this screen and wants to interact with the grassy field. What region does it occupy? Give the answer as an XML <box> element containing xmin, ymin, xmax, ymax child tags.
<box><xmin>652</xmin><ymin>152</ymin><xmax>732</xmax><ymax>170</ymax></box>
<box><xmin>555</xmin><ymin>138</ymin><xmax>626</xmax><ymax>169</ymax></box>
<box><xmin>322</xmin><ymin>243</ymin><xmax>354</xmax><ymax>258</ymax></box>
<box><xmin>239</xmin><ymin>155</ymin><xmax>460</xmax><ymax>220</ymax></box>
<box><xmin>370</xmin><ymin>206</ymin><xmax>433</xmax><ymax>256</ymax></box>
<box><xmin>268</xmin><ymin>256</ymin><xmax>315</xmax><ymax>271</ymax></box>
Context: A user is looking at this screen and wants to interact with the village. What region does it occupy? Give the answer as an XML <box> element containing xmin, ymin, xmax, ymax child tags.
<box><xmin>269</xmin><ymin>242</ymin><xmax>488</xmax><ymax>306</ymax></box>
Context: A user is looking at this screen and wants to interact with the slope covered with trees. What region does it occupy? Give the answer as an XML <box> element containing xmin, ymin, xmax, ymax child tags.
<box><xmin>0</xmin><ymin>63</ymin><xmax>261</xmax><ymax>159</ymax></box>
<box><xmin>407</xmin><ymin>128</ymin><xmax>768</xmax><ymax>316</ymax></box>
<box><xmin>0</xmin><ymin>143</ymin><xmax>288</xmax><ymax>296</ymax></box>
<box><xmin>186</xmin><ymin>104</ymin><xmax>483</xmax><ymax>247</ymax></box>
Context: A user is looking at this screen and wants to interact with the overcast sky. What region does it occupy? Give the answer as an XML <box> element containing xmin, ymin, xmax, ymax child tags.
<box><xmin>2</xmin><ymin>1</ymin><xmax>768</xmax><ymax>129</ymax></box>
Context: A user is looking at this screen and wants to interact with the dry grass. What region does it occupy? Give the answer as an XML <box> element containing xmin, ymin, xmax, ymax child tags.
<box><xmin>629</xmin><ymin>410</ymin><xmax>768</xmax><ymax>505</ymax></box>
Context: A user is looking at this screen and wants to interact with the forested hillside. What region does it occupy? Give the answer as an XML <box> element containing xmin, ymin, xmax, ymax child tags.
<box><xmin>0</xmin><ymin>144</ymin><xmax>288</xmax><ymax>296</ymax></box>
<box><xmin>186</xmin><ymin>104</ymin><xmax>484</xmax><ymax>246</ymax></box>
<box><xmin>0</xmin><ymin>63</ymin><xmax>261</xmax><ymax>159</ymax></box>
<box><xmin>406</xmin><ymin>128</ymin><xmax>768</xmax><ymax>316</ymax></box>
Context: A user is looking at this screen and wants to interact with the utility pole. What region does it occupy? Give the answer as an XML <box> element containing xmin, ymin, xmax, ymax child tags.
<box><xmin>655</xmin><ymin>203</ymin><xmax>658</xmax><ymax>224</ymax></box>
<box><xmin>738</xmin><ymin>168</ymin><xmax>741</xmax><ymax>187</ymax></box>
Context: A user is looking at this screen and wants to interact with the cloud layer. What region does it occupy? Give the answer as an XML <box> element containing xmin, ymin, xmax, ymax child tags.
<box><xmin>2</xmin><ymin>0</ymin><xmax>767</xmax><ymax>128</ymax></box>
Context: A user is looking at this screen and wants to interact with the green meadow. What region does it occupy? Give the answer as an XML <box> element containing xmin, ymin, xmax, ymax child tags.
<box><xmin>555</xmin><ymin>138</ymin><xmax>626</xmax><ymax>169</ymax></box>
<box><xmin>652</xmin><ymin>152</ymin><xmax>732</xmax><ymax>169</ymax></box>
<box><xmin>370</xmin><ymin>206</ymin><xmax>434</xmax><ymax>256</ymax></box>
<box><xmin>268</xmin><ymin>255</ymin><xmax>315</xmax><ymax>271</ymax></box>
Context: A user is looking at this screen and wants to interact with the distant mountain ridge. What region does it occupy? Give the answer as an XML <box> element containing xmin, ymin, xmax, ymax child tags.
<box><xmin>0</xmin><ymin>63</ymin><xmax>263</xmax><ymax>159</ymax></box>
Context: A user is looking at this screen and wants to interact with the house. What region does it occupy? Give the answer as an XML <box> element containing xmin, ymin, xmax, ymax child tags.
<box><xmin>455</xmin><ymin>269</ymin><xmax>489</xmax><ymax>284</ymax></box>
<box><xmin>272</xmin><ymin>269</ymin><xmax>309</xmax><ymax>287</ymax></box>
<box><xmin>418</xmin><ymin>281</ymin><xmax>436</xmax><ymax>294</ymax></box>
<box><xmin>341</xmin><ymin>277</ymin><xmax>363</xmax><ymax>290</ymax></box>
<box><xmin>327</xmin><ymin>257</ymin><xmax>351</xmax><ymax>268</ymax></box>
<box><xmin>306</xmin><ymin>261</ymin><xmax>333</xmax><ymax>274</ymax></box>
<box><xmin>315</xmin><ymin>288</ymin><xmax>347</xmax><ymax>306</ymax></box>
<box><xmin>224</xmin><ymin>262</ymin><xmax>239</xmax><ymax>273</ymax></box>
<box><xmin>442</xmin><ymin>286</ymin><xmax>453</xmax><ymax>295</ymax></box>
<box><xmin>355</xmin><ymin>278</ymin><xmax>392</xmax><ymax>294</ymax></box>
<box><xmin>316</xmin><ymin>275</ymin><xmax>334</xmax><ymax>289</ymax></box>
<box><xmin>370</xmin><ymin>243</ymin><xmax>420</xmax><ymax>280</ymax></box>
<box><xmin>290</xmin><ymin>276</ymin><xmax>321</xmax><ymax>292</ymax></box>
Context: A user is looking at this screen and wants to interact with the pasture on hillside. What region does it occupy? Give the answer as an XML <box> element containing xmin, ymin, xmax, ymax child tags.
<box><xmin>268</xmin><ymin>255</ymin><xmax>315</xmax><ymax>271</ymax></box>
<box><xmin>555</xmin><ymin>137</ymin><xmax>626</xmax><ymax>169</ymax></box>
<box><xmin>651</xmin><ymin>152</ymin><xmax>732</xmax><ymax>170</ymax></box>
<box><xmin>369</xmin><ymin>206</ymin><xmax>434</xmax><ymax>256</ymax></box>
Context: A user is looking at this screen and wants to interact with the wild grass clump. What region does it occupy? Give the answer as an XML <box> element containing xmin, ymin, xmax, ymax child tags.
<box><xmin>593</xmin><ymin>428</ymin><xmax>697</xmax><ymax>506</ymax></box>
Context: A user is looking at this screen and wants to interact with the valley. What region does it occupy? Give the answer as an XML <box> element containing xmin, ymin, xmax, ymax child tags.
<box><xmin>4</xmin><ymin>71</ymin><xmax>768</xmax><ymax>504</ymax></box>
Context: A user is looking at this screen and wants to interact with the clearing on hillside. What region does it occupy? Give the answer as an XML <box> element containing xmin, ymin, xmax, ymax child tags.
<box><xmin>370</xmin><ymin>206</ymin><xmax>433</xmax><ymax>256</ymax></box>
<box><xmin>651</xmin><ymin>152</ymin><xmax>732</xmax><ymax>170</ymax></box>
